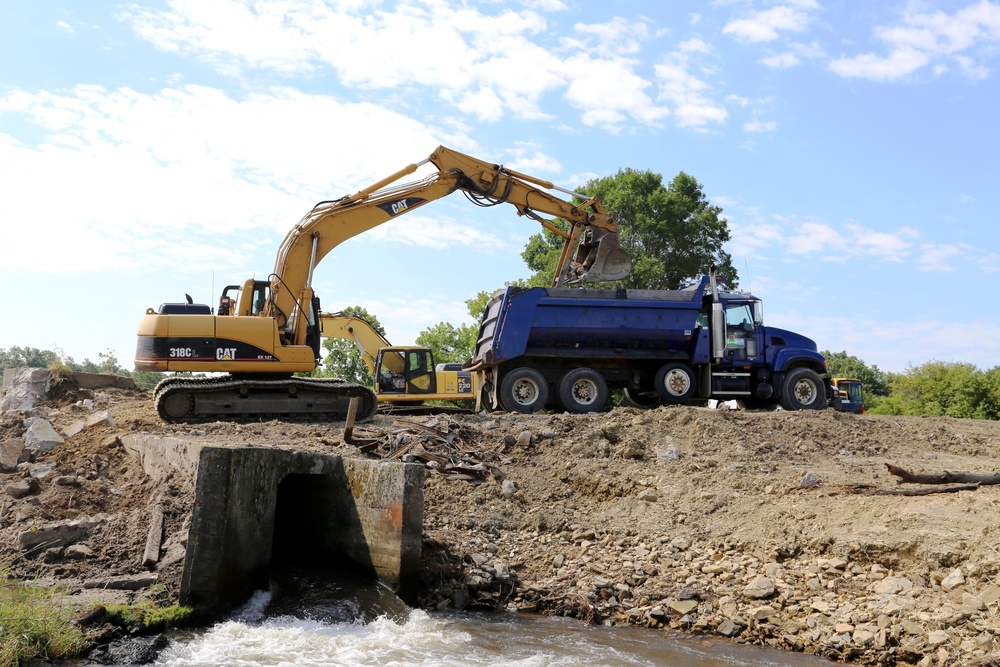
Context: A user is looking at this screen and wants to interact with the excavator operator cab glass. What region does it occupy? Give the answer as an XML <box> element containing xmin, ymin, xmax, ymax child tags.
<box><xmin>376</xmin><ymin>350</ymin><xmax>407</xmax><ymax>393</ymax></box>
<box><xmin>250</xmin><ymin>281</ymin><xmax>269</xmax><ymax>316</ymax></box>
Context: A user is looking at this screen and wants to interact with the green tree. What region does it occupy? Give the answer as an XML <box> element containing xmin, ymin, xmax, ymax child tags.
<box><xmin>523</xmin><ymin>169</ymin><xmax>737</xmax><ymax>289</ymax></box>
<box><xmin>314</xmin><ymin>306</ymin><xmax>385</xmax><ymax>386</ymax></box>
<box><xmin>871</xmin><ymin>360</ymin><xmax>999</xmax><ymax>419</ymax></box>
<box><xmin>0</xmin><ymin>346</ymin><xmax>59</xmax><ymax>371</ymax></box>
<box><xmin>415</xmin><ymin>291</ymin><xmax>497</xmax><ymax>365</ymax></box>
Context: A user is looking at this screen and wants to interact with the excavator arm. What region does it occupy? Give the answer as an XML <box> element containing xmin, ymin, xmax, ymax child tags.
<box><xmin>267</xmin><ymin>146</ymin><xmax>631</xmax><ymax>348</ymax></box>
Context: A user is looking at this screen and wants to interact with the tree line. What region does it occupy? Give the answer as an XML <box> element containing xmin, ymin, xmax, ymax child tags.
<box><xmin>823</xmin><ymin>350</ymin><xmax>1000</xmax><ymax>420</ymax></box>
<box><xmin>0</xmin><ymin>346</ymin><xmax>165</xmax><ymax>390</ymax></box>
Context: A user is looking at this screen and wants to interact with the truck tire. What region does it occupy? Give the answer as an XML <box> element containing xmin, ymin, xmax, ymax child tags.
<box><xmin>654</xmin><ymin>363</ymin><xmax>697</xmax><ymax>404</ymax></box>
<box><xmin>780</xmin><ymin>367</ymin><xmax>825</xmax><ymax>410</ymax></box>
<box><xmin>499</xmin><ymin>368</ymin><xmax>548</xmax><ymax>413</ymax></box>
<box><xmin>558</xmin><ymin>368</ymin><xmax>608</xmax><ymax>414</ymax></box>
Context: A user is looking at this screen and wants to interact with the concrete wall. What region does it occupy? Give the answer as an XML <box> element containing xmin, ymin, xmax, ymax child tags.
<box><xmin>178</xmin><ymin>446</ymin><xmax>424</xmax><ymax>615</ymax></box>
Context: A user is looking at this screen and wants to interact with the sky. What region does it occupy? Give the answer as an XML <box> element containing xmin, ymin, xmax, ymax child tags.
<box><xmin>1</xmin><ymin>0</ymin><xmax>998</xmax><ymax>375</ymax></box>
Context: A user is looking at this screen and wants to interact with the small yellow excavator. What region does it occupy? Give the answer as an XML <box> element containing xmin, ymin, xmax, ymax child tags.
<box><xmin>319</xmin><ymin>313</ymin><xmax>481</xmax><ymax>410</ymax></box>
<box><xmin>135</xmin><ymin>146</ymin><xmax>631</xmax><ymax>422</ymax></box>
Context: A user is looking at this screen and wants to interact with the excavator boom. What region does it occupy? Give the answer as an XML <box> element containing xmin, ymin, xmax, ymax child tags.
<box><xmin>135</xmin><ymin>145</ymin><xmax>631</xmax><ymax>423</ymax></box>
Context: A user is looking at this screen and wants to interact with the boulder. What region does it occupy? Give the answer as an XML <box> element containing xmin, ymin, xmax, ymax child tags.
<box><xmin>0</xmin><ymin>438</ymin><xmax>25</xmax><ymax>471</ymax></box>
<box><xmin>0</xmin><ymin>368</ymin><xmax>51</xmax><ymax>412</ymax></box>
<box><xmin>24</xmin><ymin>419</ymin><xmax>65</xmax><ymax>453</ymax></box>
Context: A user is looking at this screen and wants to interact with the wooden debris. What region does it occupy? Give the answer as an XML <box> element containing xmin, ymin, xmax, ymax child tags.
<box><xmin>344</xmin><ymin>414</ymin><xmax>500</xmax><ymax>482</ymax></box>
<box><xmin>886</xmin><ymin>463</ymin><xmax>1000</xmax><ymax>486</ymax></box>
<box><xmin>142</xmin><ymin>504</ymin><xmax>164</xmax><ymax>568</ymax></box>
<box><xmin>849</xmin><ymin>483</ymin><xmax>980</xmax><ymax>496</ymax></box>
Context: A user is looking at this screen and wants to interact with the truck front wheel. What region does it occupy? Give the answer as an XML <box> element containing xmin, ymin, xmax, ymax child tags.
<box><xmin>780</xmin><ymin>368</ymin><xmax>825</xmax><ymax>410</ymax></box>
<box><xmin>654</xmin><ymin>363</ymin><xmax>697</xmax><ymax>404</ymax></box>
<box><xmin>558</xmin><ymin>368</ymin><xmax>608</xmax><ymax>414</ymax></box>
<box><xmin>499</xmin><ymin>368</ymin><xmax>549</xmax><ymax>413</ymax></box>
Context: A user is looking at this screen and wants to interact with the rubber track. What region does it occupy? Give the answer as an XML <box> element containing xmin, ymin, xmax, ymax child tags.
<box><xmin>153</xmin><ymin>375</ymin><xmax>378</xmax><ymax>424</ymax></box>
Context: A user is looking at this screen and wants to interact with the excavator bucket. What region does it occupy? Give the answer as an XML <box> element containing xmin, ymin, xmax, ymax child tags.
<box><xmin>559</xmin><ymin>228</ymin><xmax>633</xmax><ymax>284</ymax></box>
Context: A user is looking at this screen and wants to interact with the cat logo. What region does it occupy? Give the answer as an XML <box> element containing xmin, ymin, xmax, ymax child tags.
<box><xmin>216</xmin><ymin>347</ymin><xmax>237</xmax><ymax>361</ymax></box>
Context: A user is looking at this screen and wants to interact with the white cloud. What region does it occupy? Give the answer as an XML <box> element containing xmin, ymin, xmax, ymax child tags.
<box><xmin>830</xmin><ymin>1</ymin><xmax>1000</xmax><ymax>81</ymax></box>
<box><xmin>744</xmin><ymin>118</ymin><xmax>777</xmax><ymax>132</ymax></box>
<box><xmin>0</xmin><ymin>84</ymin><xmax>474</xmax><ymax>273</ymax></box>
<box><xmin>761</xmin><ymin>52</ymin><xmax>801</xmax><ymax>68</ymax></box>
<box><xmin>121</xmin><ymin>1</ymin><xmax>675</xmax><ymax>132</ymax></box>
<box><xmin>722</xmin><ymin>2</ymin><xmax>818</xmax><ymax>43</ymax></box>
<box><xmin>653</xmin><ymin>43</ymin><xmax>728</xmax><ymax>129</ymax></box>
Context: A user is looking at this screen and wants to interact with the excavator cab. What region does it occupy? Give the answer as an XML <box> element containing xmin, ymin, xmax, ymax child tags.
<box><xmin>375</xmin><ymin>347</ymin><xmax>436</xmax><ymax>395</ymax></box>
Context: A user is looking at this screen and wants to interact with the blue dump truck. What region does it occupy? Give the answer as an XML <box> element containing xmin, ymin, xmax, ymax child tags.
<box><xmin>465</xmin><ymin>271</ymin><xmax>830</xmax><ymax>414</ymax></box>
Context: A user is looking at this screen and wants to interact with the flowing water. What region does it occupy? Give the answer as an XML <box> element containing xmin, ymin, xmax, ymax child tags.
<box><xmin>141</xmin><ymin>567</ymin><xmax>839</xmax><ymax>667</ymax></box>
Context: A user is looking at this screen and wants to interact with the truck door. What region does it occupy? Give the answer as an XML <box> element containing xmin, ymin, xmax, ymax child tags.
<box><xmin>723</xmin><ymin>302</ymin><xmax>760</xmax><ymax>363</ymax></box>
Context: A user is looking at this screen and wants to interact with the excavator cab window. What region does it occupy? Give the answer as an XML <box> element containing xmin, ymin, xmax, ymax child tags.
<box><xmin>251</xmin><ymin>281</ymin><xmax>269</xmax><ymax>316</ymax></box>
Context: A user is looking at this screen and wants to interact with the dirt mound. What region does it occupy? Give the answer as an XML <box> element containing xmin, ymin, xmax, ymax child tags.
<box><xmin>3</xmin><ymin>383</ymin><xmax>1000</xmax><ymax>665</ymax></box>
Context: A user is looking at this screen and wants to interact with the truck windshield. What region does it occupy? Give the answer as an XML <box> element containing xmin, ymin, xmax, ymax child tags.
<box><xmin>725</xmin><ymin>303</ymin><xmax>755</xmax><ymax>331</ymax></box>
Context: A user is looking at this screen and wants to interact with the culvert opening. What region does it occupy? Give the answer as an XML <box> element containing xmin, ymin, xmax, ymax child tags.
<box><xmin>267</xmin><ymin>472</ymin><xmax>405</xmax><ymax>622</ymax></box>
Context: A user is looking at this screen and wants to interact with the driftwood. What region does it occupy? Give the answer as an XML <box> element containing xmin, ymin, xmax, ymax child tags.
<box><xmin>850</xmin><ymin>483</ymin><xmax>980</xmax><ymax>496</ymax></box>
<box><xmin>886</xmin><ymin>463</ymin><xmax>1000</xmax><ymax>486</ymax></box>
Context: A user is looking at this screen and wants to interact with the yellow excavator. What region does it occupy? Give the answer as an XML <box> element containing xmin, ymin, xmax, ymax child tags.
<box><xmin>319</xmin><ymin>313</ymin><xmax>481</xmax><ymax>410</ymax></box>
<box><xmin>135</xmin><ymin>145</ymin><xmax>631</xmax><ymax>422</ymax></box>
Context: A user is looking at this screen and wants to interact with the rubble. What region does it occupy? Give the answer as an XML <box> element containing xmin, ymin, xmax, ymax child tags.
<box><xmin>3</xmin><ymin>368</ymin><xmax>1000</xmax><ymax>665</ymax></box>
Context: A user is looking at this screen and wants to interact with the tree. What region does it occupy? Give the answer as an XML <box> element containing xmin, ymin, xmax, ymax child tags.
<box><xmin>0</xmin><ymin>346</ymin><xmax>59</xmax><ymax>371</ymax></box>
<box><xmin>415</xmin><ymin>291</ymin><xmax>496</xmax><ymax>365</ymax></box>
<box><xmin>314</xmin><ymin>306</ymin><xmax>385</xmax><ymax>386</ymax></box>
<box><xmin>522</xmin><ymin>169</ymin><xmax>737</xmax><ymax>289</ymax></box>
<box><xmin>871</xmin><ymin>360</ymin><xmax>999</xmax><ymax>420</ymax></box>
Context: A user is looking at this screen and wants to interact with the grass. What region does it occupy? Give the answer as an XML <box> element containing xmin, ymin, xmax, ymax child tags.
<box><xmin>0</xmin><ymin>575</ymin><xmax>194</xmax><ymax>667</ymax></box>
<box><xmin>0</xmin><ymin>578</ymin><xmax>89</xmax><ymax>667</ymax></box>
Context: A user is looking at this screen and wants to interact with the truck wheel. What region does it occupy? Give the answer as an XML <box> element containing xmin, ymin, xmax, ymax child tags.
<box><xmin>780</xmin><ymin>368</ymin><xmax>825</xmax><ymax>410</ymax></box>
<box><xmin>499</xmin><ymin>368</ymin><xmax>548</xmax><ymax>413</ymax></box>
<box><xmin>654</xmin><ymin>363</ymin><xmax>697</xmax><ymax>404</ymax></box>
<box><xmin>558</xmin><ymin>368</ymin><xmax>608</xmax><ymax>414</ymax></box>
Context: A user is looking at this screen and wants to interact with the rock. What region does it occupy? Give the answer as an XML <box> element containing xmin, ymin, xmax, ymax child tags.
<box><xmin>872</xmin><ymin>576</ymin><xmax>913</xmax><ymax>595</ymax></box>
<box><xmin>654</xmin><ymin>444</ymin><xmax>680</xmax><ymax>460</ymax></box>
<box><xmin>17</xmin><ymin>517</ymin><xmax>106</xmax><ymax>552</ymax></box>
<box><xmin>501</xmin><ymin>480</ymin><xmax>516</xmax><ymax>498</ymax></box>
<box><xmin>799</xmin><ymin>471</ymin><xmax>819</xmax><ymax>488</ymax></box>
<box><xmin>66</xmin><ymin>544</ymin><xmax>95</xmax><ymax>559</ymax></box>
<box><xmin>941</xmin><ymin>568</ymin><xmax>965</xmax><ymax>591</ymax></box>
<box><xmin>717</xmin><ymin>618</ymin><xmax>742</xmax><ymax>637</ymax></box>
<box><xmin>24</xmin><ymin>419</ymin><xmax>65</xmax><ymax>453</ymax></box>
<box><xmin>750</xmin><ymin>605</ymin><xmax>777</xmax><ymax>620</ymax></box>
<box><xmin>0</xmin><ymin>368</ymin><xmax>51</xmax><ymax>412</ymax></box>
<box><xmin>0</xmin><ymin>438</ymin><xmax>24</xmax><ymax>471</ymax></box>
<box><xmin>22</xmin><ymin>461</ymin><xmax>57</xmax><ymax>479</ymax></box>
<box><xmin>516</xmin><ymin>431</ymin><xmax>532</xmax><ymax>448</ymax></box>
<box><xmin>6</xmin><ymin>478</ymin><xmax>40</xmax><ymax>499</ymax></box>
<box><xmin>86</xmin><ymin>410</ymin><xmax>116</xmax><ymax>428</ymax></box>
<box><xmin>742</xmin><ymin>576</ymin><xmax>776</xmax><ymax>600</ymax></box>
<box><xmin>63</xmin><ymin>420</ymin><xmax>86</xmax><ymax>438</ymax></box>
<box><xmin>927</xmin><ymin>630</ymin><xmax>950</xmax><ymax>646</ymax></box>
<box><xmin>669</xmin><ymin>600</ymin><xmax>698</xmax><ymax>616</ymax></box>
<box><xmin>637</xmin><ymin>489</ymin><xmax>658</xmax><ymax>502</ymax></box>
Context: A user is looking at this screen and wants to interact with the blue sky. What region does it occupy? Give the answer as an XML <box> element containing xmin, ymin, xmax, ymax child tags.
<box><xmin>1</xmin><ymin>0</ymin><xmax>998</xmax><ymax>374</ymax></box>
